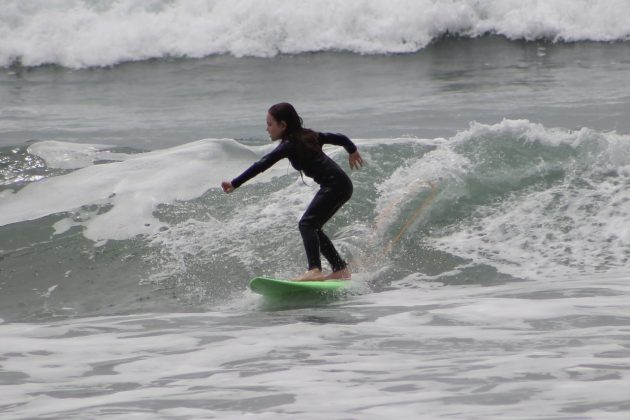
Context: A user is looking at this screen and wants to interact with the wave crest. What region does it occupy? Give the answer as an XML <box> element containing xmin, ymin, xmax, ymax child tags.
<box><xmin>2</xmin><ymin>0</ymin><xmax>630</xmax><ymax>68</ymax></box>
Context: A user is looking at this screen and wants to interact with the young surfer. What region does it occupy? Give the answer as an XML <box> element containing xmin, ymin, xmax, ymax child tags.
<box><xmin>221</xmin><ymin>102</ymin><xmax>363</xmax><ymax>281</ymax></box>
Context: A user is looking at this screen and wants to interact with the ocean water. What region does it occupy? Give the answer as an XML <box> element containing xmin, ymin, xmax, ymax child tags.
<box><xmin>2</xmin><ymin>1</ymin><xmax>630</xmax><ymax>418</ymax></box>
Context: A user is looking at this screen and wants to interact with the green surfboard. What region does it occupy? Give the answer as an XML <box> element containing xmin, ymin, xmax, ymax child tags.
<box><xmin>249</xmin><ymin>276</ymin><xmax>348</xmax><ymax>298</ymax></box>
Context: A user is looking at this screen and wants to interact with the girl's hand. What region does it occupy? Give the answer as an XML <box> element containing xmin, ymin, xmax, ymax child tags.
<box><xmin>349</xmin><ymin>151</ymin><xmax>364</xmax><ymax>170</ymax></box>
<box><xmin>221</xmin><ymin>181</ymin><xmax>235</xmax><ymax>193</ymax></box>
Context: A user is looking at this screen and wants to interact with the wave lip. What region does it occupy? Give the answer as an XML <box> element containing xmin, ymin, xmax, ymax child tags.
<box><xmin>2</xmin><ymin>0</ymin><xmax>630</xmax><ymax>69</ymax></box>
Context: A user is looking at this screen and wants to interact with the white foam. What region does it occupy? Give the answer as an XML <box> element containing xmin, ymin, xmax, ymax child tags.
<box><xmin>27</xmin><ymin>141</ymin><xmax>131</xmax><ymax>170</ymax></box>
<box><xmin>0</xmin><ymin>138</ymin><xmax>280</xmax><ymax>241</ymax></box>
<box><xmin>1</xmin><ymin>138</ymin><xmax>381</xmax><ymax>244</ymax></box>
<box><xmin>424</xmin><ymin>120</ymin><xmax>630</xmax><ymax>280</ymax></box>
<box><xmin>3</xmin><ymin>274</ymin><xmax>630</xmax><ymax>418</ymax></box>
<box><xmin>2</xmin><ymin>0</ymin><xmax>629</xmax><ymax>68</ymax></box>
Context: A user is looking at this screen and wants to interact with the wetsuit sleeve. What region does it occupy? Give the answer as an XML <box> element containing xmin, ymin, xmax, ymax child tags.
<box><xmin>318</xmin><ymin>132</ymin><xmax>357</xmax><ymax>154</ymax></box>
<box><xmin>231</xmin><ymin>143</ymin><xmax>289</xmax><ymax>189</ymax></box>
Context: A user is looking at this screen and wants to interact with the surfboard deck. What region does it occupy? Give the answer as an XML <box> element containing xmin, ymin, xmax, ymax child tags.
<box><xmin>249</xmin><ymin>276</ymin><xmax>348</xmax><ymax>298</ymax></box>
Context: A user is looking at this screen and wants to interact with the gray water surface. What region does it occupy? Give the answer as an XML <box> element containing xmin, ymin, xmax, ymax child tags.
<box><xmin>2</xmin><ymin>36</ymin><xmax>629</xmax><ymax>149</ymax></box>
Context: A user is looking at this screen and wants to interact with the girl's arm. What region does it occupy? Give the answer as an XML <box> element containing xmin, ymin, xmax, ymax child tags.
<box><xmin>221</xmin><ymin>142</ymin><xmax>289</xmax><ymax>193</ymax></box>
<box><xmin>319</xmin><ymin>132</ymin><xmax>363</xmax><ymax>170</ymax></box>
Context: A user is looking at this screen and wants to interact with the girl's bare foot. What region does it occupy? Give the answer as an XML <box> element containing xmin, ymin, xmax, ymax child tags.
<box><xmin>324</xmin><ymin>267</ymin><xmax>351</xmax><ymax>280</ymax></box>
<box><xmin>293</xmin><ymin>268</ymin><xmax>325</xmax><ymax>281</ymax></box>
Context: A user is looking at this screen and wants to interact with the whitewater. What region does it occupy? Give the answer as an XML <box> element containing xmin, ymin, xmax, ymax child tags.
<box><xmin>3</xmin><ymin>0</ymin><xmax>630</xmax><ymax>418</ymax></box>
<box><xmin>2</xmin><ymin>0</ymin><xmax>630</xmax><ymax>68</ymax></box>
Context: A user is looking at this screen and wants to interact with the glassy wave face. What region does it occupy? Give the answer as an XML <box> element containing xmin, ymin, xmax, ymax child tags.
<box><xmin>2</xmin><ymin>120</ymin><xmax>629</xmax><ymax>320</ymax></box>
<box><xmin>2</xmin><ymin>0</ymin><xmax>630</xmax><ymax>68</ymax></box>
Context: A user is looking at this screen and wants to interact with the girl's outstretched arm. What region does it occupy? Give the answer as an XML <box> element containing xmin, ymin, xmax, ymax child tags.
<box><xmin>221</xmin><ymin>142</ymin><xmax>290</xmax><ymax>193</ymax></box>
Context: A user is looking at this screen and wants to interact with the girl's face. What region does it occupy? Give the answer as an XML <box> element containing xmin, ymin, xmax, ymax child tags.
<box><xmin>266</xmin><ymin>112</ymin><xmax>287</xmax><ymax>141</ymax></box>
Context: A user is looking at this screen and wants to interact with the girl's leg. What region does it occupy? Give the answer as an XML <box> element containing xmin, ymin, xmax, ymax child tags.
<box><xmin>298</xmin><ymin>188</ymin><xmax>330</xmax><ymax>271</ymax></box>
<box><xmin>317</xmin><ymin>230</ymin><xmax>347</xmax><ymax>272</ymax></box>
<box><xmin>298</xmin><ymin>221</ymin><xmax>322</xmax><ymax>271</ymax></box>
<box><xmin>298</xmin><ymin>181</ymin><xmax>352</xmax><ymax>275</ymax></box>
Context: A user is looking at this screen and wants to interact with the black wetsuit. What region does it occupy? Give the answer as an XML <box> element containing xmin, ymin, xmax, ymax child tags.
<box><xmin>232</xmin><ymin>133</ymin><xmax>356</xmax><ymax>272</ymax></box>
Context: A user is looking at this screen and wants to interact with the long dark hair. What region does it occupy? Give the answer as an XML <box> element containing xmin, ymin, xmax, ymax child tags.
<box><xmin>268</xmin><ymin>103</ymin><xmax>321</xmax><ymax>157</ymax></box>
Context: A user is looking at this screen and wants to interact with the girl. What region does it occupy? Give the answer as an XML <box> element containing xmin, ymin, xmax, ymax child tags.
<box><xmin>221</xmin><ymin>103</ymin><xmax>363</xmax><ymax>281</ymax></box>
